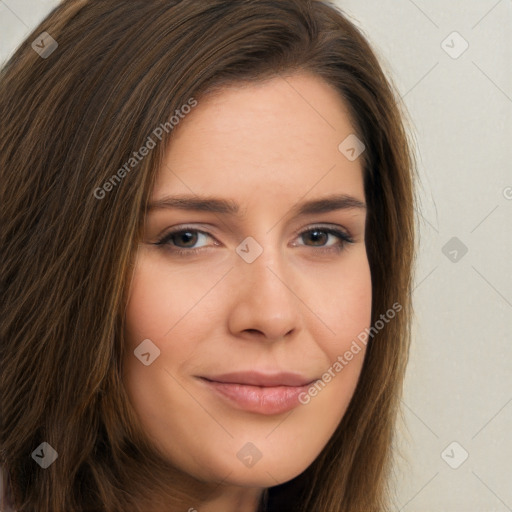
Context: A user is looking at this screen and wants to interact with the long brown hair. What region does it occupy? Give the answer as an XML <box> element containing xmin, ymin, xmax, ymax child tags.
<box><xmin>0</xmin><ymin>0</ymin><xmax>416</xmax><ymax>510</ymax></box>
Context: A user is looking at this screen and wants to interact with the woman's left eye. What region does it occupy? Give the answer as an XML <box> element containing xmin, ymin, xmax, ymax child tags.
<box><xmin>154</xmin><ymin>226</ymin><xmax>354</xmax><ymax>257</ymax></box>
<box><xmin>295</xmin><ymin>227</ymin><xmax>354</xmax><ymax>253</ymax></box>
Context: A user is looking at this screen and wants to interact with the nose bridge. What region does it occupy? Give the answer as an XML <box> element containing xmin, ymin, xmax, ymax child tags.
<box><xmin>236</xmin><ymin>227</ymin><xmax>288</xmax><ymax>293</ymax></box>
<box><xmin>243</xmin><ymin>243</ymin><xmax>288</xmax><ymax>298</ymax></box>
<box><xmin>228</xmin><ymin>231</ymin><xmax>302</xmax><ymax>340</ymax></box>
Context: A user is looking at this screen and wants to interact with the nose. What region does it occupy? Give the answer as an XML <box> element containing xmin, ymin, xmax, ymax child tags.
<box><xmin>227</xmin><ymin>243</ymin><xmax>303</xmax><ymax>343</ymax></box>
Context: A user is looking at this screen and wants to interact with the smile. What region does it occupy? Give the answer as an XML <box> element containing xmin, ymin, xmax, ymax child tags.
<box><xmin>197</xmin><ymin>371</ymin><xmax>318</xmax><ymax>415</ymax></box>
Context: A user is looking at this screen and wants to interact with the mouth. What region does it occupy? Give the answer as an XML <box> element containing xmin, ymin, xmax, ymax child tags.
<box><xmin>197</xmin><ymin>371</ymin><xmax>318</xmax><ymax>415</ymax></box>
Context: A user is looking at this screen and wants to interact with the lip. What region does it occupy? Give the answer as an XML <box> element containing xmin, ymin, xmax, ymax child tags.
<box><xmin>198</xmin><ymin>371</ymin><xmax>317</xmax><ymax>415</ymax></box>
<box><xmin>202</xmin><ymin>371</ymin><xmax>315</xmax><ymax>387</ymax></box>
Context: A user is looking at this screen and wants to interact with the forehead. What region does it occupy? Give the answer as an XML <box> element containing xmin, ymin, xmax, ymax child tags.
<box><xmin>153</xmin><ymin>72</ymin><xmax>365</xmax><ymax>207</ymax></box>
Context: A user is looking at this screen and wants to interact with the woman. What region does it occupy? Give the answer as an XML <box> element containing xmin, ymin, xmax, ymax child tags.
<box><xmin>0</xmin><ymin>0</ymin><xmax>416</xmax><ymax>510</ymax></box>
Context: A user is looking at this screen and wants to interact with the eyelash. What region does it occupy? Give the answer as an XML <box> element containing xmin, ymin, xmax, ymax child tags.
<box><xmin>154</xmin><ymin>225</ymin><xmax>354</xmax><ymax>257</ymax></box>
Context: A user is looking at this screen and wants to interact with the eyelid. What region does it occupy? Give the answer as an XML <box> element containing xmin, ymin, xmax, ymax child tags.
<box><xmin>290</xmin><ymin>223</ymin><xmax>353</xmax><ymax>242</ymax></box>
<box><xmin>154</xmin><ymin>225</ymin><xmax>218</xmax><ymax>246</ymax></box>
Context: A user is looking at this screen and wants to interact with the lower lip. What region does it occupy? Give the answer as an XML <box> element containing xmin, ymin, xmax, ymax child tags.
<box><xmin>200</xmin><ymin>378</ymin><xmax>310</xmax><ymax>415</ymax></box>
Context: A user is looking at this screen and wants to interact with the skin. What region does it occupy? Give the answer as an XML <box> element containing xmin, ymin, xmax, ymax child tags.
<box><xmin>123</xmin><ymin>72</ymin><xmax>372</xmax><ymax>512</ymax></box>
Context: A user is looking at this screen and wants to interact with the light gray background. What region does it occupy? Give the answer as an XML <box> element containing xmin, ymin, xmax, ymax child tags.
<box><xmin>1</xmin><ymin>1</ymin><xmax>511</xmax><ymax>511</ymax></box>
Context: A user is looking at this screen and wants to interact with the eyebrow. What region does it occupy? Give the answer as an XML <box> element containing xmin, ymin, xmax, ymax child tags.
<box><xmin>147</xmin><ymin>193</ymin><xmax>366</xmax><ymax>217</ymax></box>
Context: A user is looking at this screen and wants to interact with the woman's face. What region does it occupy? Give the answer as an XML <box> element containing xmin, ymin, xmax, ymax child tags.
<box><xmin>123</xmin><ymin>72</ymin><xmax>372</xmax><ymax>489</ymax></box>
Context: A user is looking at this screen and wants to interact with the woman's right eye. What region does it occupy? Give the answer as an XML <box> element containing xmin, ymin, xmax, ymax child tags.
<box><xmin>154</xmin><ymin>228</ymin><xmax>217</xmax><ymax>256</ymax></box>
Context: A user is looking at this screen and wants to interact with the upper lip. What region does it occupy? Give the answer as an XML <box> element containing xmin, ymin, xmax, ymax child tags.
<box><xmin>200</xmin><ymin>371</ymin><xmax>316</xmax><ymax>387</ymax></box>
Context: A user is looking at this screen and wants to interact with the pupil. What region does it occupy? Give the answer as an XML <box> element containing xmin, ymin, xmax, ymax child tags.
<box><xmin>179</xmin><ymin>231</ymin><xmax>196</xmax><ymax>246</ymax></box>
<box><xmin>309</xmin><ymin>230</ymin><xmax>326</xmax><ymax>245</ymax></box>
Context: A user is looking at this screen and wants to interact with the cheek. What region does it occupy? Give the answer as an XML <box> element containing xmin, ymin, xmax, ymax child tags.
<box><xmin>309</xmin><ymin>251</ymin><xmax>372</xmax><ymax>351</ymax></box>
<box><xmin>122</xmin><ymin>258</ymin><xmax>202</xmax><ymax>453</ymax></box>
<box><xmin>123</xmin><ymin>253</ymin><xmax>212</xmax><ymax>351</ymax></box>
<box><xmin>302</xmin><ymin>252</ymin><xmax>372</xmax><ymax>409</ymax></box>
<box><xmin>124</xmin><ymin>256</ymin><xmax>171</xmax><ymax>344</ymax></box>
